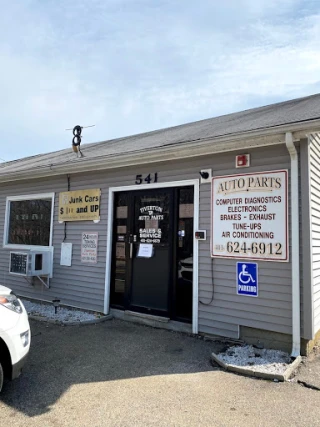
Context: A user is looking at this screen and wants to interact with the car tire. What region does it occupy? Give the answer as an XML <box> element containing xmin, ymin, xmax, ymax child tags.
<box><xmin>0</xmin><ymin>362</ymin><xmax>3</xmax><ymax>392</ymax></box>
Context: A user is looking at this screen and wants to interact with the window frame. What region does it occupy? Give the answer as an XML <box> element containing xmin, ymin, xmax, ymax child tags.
<box><xmin>3</xmin><ymin>193</ymin><xmax>55</xmax><ymax>249</ymax></box>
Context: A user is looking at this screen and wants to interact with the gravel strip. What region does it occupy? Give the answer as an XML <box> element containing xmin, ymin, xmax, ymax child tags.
<box><xmin>22</xmin><ymin>299</ymin><xmax>100</xmax><ymax>323</ymax></box>
<box><xmin>218</xmin><ymin>345</ymin><xmax>291</xmax><ymax>375</ymax></box>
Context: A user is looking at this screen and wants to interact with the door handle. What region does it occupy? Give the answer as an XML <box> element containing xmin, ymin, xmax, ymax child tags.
<box><xmin>130</xmin><ymin>242</ymin><xmax>133</xmax><ymax>259</ymax></box>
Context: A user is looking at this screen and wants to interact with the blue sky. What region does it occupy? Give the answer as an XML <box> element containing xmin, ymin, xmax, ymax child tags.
<box><xmin>1</xmin><ymin>0</ymin><xmax>320</xmax><ymax>161</ymax></box>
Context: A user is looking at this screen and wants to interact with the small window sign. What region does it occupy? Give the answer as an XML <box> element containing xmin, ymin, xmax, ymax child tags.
<box><xmin>137</xmin><ymin>243</ymin><xmax>153</xmax><ymax>258</ymax></box>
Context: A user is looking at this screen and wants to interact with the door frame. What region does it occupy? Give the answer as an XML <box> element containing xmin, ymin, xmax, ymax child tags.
<box><xmin>104</xmin><ymin>179</ymin><xmax>200</xmax><ymax>334</ymax></box>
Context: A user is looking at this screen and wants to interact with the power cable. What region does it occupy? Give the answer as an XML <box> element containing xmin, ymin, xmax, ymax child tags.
<box><xmin>199</xmin><ymin>257</ymin><xmax>215</xmax><ymax>305</ymax></box>
<box><xmin>63</xmin><ymin>174</ymin><xmax>71</xmax><ymax>242</ymax></box>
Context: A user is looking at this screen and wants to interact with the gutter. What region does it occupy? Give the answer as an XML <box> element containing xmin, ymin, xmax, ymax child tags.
<box><xmin>285</xmin><ymin>132</ymin><xmax>300</xmax><ymax>358</ymax></box>
<box><xmin>1</xmin><ymin>119</ymin><xmax>320</xmax><ymax>183</ymax></box>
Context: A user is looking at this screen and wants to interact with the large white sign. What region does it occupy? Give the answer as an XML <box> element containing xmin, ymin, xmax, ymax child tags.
<box><xmin>211</xmin><ymin>170</ymin><xmax>288</xmax><ymax>262</ymax></box>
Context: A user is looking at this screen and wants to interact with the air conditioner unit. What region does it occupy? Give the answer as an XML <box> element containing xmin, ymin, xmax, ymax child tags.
<box><xmin>9</xmin><ymin>251</ymin><xmax>52</xmax><ymax>277</ymax></box>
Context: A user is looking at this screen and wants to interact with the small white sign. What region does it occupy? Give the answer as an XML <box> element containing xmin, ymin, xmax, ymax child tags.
<box><xmin>81</xmin><ymin>232</ymin><xmax>98</xmax><ymax>264</ymax></box>
<box><xmin>60</xmin><ymin>243</ymin><xmax>72</xmax><ymax>266</ymax></box>
<box><xmin>137</xmin><ymin>243</ymin><xmax>153</xmax><ymax>258</ymax></box>
<box><xmin>116</xmin><ymin>242</ymin><xmax>126</xmax><ymax>260</ymax></box>
<box><xmin>116</xmin><ymin>206</ymin><xmax>128</xmax><ymax>218</ymax></box>
<box><xmin>211</xmin><ymin>170</ymin><xmax>288</xmax><ymax>261</ymax></box>
<box><xmin>179</xmin><ymin>203</ymin><xmax>194</xmax><ymax>218</ymax></box>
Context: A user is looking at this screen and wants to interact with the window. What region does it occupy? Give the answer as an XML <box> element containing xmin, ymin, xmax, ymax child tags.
<box><xmin>4</xmin><ymin>194</ymin><xmax>54</xmax><ymax>247</ymax></box>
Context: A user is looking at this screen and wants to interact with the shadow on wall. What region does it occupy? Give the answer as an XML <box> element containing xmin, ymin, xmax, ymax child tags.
<box><xmin>1</xmin><ymin>319</ymin><xmax>225</xmax><ymax>417</ymax></box>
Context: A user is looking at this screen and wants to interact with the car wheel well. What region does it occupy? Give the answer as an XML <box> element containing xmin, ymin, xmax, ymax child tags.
<box><xmin>0</xmin><ymin>338</ymin><xmax>12</xmax><ymax>379</ymax></box>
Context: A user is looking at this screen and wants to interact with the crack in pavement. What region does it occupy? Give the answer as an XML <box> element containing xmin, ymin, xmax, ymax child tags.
<box><xmin>297</xmin><ymin>380</ymin><xmax>320</xmax><ymax>391</ymax></box>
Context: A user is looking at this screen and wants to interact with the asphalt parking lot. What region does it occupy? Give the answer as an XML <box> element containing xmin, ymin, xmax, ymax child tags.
<box><xmin>1</xmin><ymin>319</ymin><xmax>320</xmax><ymax>427</ymax></box>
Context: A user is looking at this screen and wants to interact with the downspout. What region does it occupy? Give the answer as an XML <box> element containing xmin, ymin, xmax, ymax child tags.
<box><xmin>285</xmin><ymin>132</ymin><xmax>300</xmax><ymax>358</ymax></box>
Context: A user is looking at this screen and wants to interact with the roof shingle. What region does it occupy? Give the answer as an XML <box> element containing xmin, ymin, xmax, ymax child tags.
<box><xmin>1</xmin><ymin>93</ymin><xmax>320</xmax><ymax>175</ymax></box>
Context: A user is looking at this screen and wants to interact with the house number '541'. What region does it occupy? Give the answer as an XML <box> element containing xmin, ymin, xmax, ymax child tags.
<box><xmin>135</xmin><ymin>173</ymin><xmax>158</xmax><ymax>185</ymax></box>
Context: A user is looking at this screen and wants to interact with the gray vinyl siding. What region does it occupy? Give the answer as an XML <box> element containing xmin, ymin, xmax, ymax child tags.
<box><xmin>0</xmin><ymin>176</ymin><xmax>108</xmax><ymax>311</ymax></box>
<box><xmin>309</xmin><ymin>133</ymin><xmax>320</xmax><ymax>334</ymax></box>
<box><xmin>0</xmin><ymin>144</ymin><xmax>293</xmax><ymax>338</ymax></box>
<box><xmin>198</xmin><ymin>145</ymin><xmax>292</xmax><ymax>338</ymax></box>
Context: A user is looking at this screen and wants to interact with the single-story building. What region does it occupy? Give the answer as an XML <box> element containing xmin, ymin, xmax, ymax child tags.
<box><xmin>1</xmin><ymin>93</ymin><xmax>320</xmax><ymax>356</ymax></box>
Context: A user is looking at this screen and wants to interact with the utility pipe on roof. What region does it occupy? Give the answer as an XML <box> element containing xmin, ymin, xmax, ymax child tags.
<box><xmin>285</xmin><ymin>132</ymin><xmax>300</xmax><ymax>358</ymax></box>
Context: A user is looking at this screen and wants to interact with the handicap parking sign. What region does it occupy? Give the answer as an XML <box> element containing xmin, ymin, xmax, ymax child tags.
<box><xmin>237</xmin><ymin>262</ymin><xmax>258</xmax><ymax>297</ymax></box>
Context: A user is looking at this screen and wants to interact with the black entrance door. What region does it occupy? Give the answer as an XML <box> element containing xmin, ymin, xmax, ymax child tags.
<box><xmin>129</xmin><ymin>190</ymin><xmax>172</xmax><ymax>315</ymax></box>
<box><xmin>110</xmin><ymin>186</ymin><xmax>194</xmax><ymax>322</ymax></box>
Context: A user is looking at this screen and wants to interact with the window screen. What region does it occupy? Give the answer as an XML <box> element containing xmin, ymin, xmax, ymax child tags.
<box><xmin>8</xmin><ymin>199</ymin><xmax>52</xmax><ymax>246</ymax></box>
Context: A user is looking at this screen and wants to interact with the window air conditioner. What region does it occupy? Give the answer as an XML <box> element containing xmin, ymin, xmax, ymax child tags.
<box><xmin>9</xmin><ymin>251</ymin><xmax>52</xmax><ymax>277</ymax></box>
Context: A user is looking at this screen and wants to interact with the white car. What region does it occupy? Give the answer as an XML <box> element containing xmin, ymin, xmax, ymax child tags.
<box><xmin>0</xmin><ymin>285</ymin><xmax>30</xmax><ymax>392</ymax></box>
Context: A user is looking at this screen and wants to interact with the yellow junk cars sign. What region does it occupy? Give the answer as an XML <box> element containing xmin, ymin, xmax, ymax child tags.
<box><xmin>59</xmin><ymin>189</ymin><xmax>101</xmax><ymax>222</ymax></box>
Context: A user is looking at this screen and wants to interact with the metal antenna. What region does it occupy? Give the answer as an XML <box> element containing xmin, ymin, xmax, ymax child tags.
<box><xmin>65</xmin><ymin>125</ymin><xmax>95</xmax><ymax>131</ymax></box>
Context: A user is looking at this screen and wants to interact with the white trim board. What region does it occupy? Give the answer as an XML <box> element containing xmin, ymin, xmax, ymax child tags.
<box><xmin>104</xmin><ymin>179</ymin><xmax>200</xmax><ymax>334</ymax></box>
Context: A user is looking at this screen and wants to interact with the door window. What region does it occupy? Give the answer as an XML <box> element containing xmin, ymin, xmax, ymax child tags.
<box><xmin>176</xmin><ymin>187</ymin><xmax>194</xmax><ymax>320</ymax></box>
<box><xmin>130</xmin><ymin>191</ymin><xmax>172</xmax><ymax>313</ymax></box>
<box><xmin>111</xmin><ymin>193</ymin><xmax>129</xmax><ymax>307</ymax></box>
<box><xmin>135</xmin><ymin>193</ymin><xmax>170</xmax><ymax>245</ymax></box>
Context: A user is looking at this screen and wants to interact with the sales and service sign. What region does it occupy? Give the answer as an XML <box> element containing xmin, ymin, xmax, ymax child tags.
<box><xmin>59</xmin><ymin>189</ymin><xmax>101</xmax><ymax>222</ymax></box>
<box><xmin>81</xmin><ymin>232</ymin><xmax>98</xmax><ymax>263</ymax></box>
<box><xmin>211</xmin><ymin>170</ymin><xmax>288</xmax><ymax>261</ymax></box>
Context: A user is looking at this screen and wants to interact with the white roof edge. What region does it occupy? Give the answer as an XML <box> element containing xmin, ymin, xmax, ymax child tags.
<box><xmin>0</xmin><ymin>120</ymin><xmax>319</xmax><ymax>184</ymax></box>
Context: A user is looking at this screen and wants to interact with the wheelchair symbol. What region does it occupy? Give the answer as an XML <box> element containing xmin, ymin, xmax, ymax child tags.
<box><xmin>238</xmin><ymin>264</ymin><xmax>256</xmax><ymax>284</ymax></box>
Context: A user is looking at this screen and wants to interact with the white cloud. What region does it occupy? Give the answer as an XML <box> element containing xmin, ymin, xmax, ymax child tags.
<box><xmin>0</xmin><ymin>0</ymin><xmax>320</xmax><ymax>161</ymax></box>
